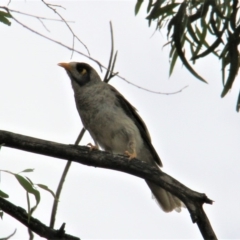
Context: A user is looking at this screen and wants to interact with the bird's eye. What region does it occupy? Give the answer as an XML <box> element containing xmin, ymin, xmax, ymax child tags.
<box><xmin>76</xmin><ymin>65</ymin><xmax>87</xmax><ymax>75</ymax></box>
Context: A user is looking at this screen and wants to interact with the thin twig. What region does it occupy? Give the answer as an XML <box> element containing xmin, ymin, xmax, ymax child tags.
<box><xmin>49</xmin><ymin>21</ymin><xmax>119</xmax><ymax>228</ymax></box>
<box><xmin>8</xmin><ymin>8</ymin><xmax>74</xmax><ymax>22</ymax></box>
<box><xmin>38</xmin><ymin>17</ymin><xmax>50</xmax><ymax>32</ymax></box>
<box><xmin>119</xmin><ymin>77</ymin><xmax>189</xmax><ymax>94</ymax></box>
<box><xmin>103</xmin><ymin>22</ymin><xmax>115</xmax><ymax>82</ymax></box>
<box><xmin>0</xmin><ymin>196</ymin><xmax>80</xmax><ymax>240</ymax></box>
<box><xmin>49</xmin><ymin>129</ymin><xmax>85</xmax><ymax>228</ymax></box>
<box><xmin>41</xmin><ymin>0</ymin><xmax>90</xmax><ymax>57</ymax></box>
<box><xmin>1</xmin><ymin>6</ymin><xmax>188</xmax><ymax>96</ymax></box>
<box><xmin>0</xmin><ymin>130</ymin><xmax>217</xmax><ymax>239</ymax></box>
<box><xmin>1</xmin><ymin>229</ymin><xmax>17</xmax><ymax>240</ymax></box>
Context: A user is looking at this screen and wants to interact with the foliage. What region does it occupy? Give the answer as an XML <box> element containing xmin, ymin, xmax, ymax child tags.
<box><xmin>0</xmin><ymin>10</ymin><xmax>12</xmax><ymax>26</ymax></box>
<box><xmin>135</xmin><ymin>0</ymin><xmax>240</xmax><ymax>111</ymax></box>
<box><xmin>0</xmin><ymin>168</ymin><xmax>55</xmax><ymax>220</ymax></box>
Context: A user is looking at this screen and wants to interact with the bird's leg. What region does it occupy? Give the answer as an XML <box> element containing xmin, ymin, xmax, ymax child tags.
<box><xmin>87</xmin><ymin>143</ymin><xmax>99</xmax><ymax>151</ymax></box>
<box><xmin>125</xmin><ymin>149</ymin><xmax>137</xmax><ymax>159</ymax></box>
<box><xmin>125</xmin><ymin>140</ymin><xmax>137</xmax><ymax>160</ymax></box>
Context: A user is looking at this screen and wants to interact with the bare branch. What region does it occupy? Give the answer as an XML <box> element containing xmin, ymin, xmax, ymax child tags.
<box><xmin>50</xmin><ymin>21</ymin><xmax>119</xmax><ymax>228</ymax></box>
<box><xmin>1</xmin><ymin>228</ymin><xmax>17</xmax><ymax>240</ymax></box>
<box><xmin>41</xmin><ymin>0</ymin><xmax>90</xmax><ymax>57</ymax></box>
<box><xmin>0</xmin><ymin>6</ymin><xmax>186</xmax><ymax>96</ymax></box>
<box><xmin>8</xmin><ymin>8</ymin><xmax>74</xmax><ymax>22</ymax></box>
<box><xmin>103</xmin><ymin>22</ymin><xmax>115</xmax><ymax>82</ymax></box>
<box><xmin>37</xmin><ymin>17</ymin><xmax>50</xmax><ymax>32</ymax></box>
<box><xmin>49</xmin><ymin>128</ymin><xmax>86</xmax><ymax>228</ymax></box>
<box><xmin>0</xmin><ymin>197</ymin><xmax>80</xmax><ymax>240</ymax></box>
<box><xmin>0</xmin><ymin>130</ymin><xmax>217</xmax><ymax>239</ymax></box>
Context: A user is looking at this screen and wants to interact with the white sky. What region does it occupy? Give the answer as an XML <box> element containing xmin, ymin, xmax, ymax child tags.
<box><xmin>0</xmin><ymin>0</ymin><xmax>240</xmax><ymax>239</ymax></box>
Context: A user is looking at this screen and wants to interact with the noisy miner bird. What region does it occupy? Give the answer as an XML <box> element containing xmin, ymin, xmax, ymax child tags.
<box><xmin>58</xmin><ymin>62</ymin><xmax>183</xmax><ymax>212</ymax></box>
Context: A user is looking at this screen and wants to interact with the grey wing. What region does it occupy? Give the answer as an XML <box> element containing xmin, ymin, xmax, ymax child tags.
<box><xmin>108</xmin><ymin>84</ymin><xmax>162</xmax><ymax>167</ymax></box>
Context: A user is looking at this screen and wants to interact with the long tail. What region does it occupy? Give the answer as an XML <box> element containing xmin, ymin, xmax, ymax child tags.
<box><xmin>146</xmin><ymin>180</ymin><xmax>183</xmax><ymax>212</ymax></box>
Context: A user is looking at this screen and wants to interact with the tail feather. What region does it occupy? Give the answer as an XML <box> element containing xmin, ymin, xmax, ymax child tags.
<box><xmin>146</xmin><ymin>180</ymin><xmax>183</xmax><ymax>212</ymax></box>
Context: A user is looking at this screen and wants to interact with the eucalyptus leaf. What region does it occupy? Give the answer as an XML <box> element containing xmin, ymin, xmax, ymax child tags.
<box><xmin>15</xmin><ymin>174</ymin><xmax>36</xmax><ymax>193</ymax></box>
<box><xmin>36</xmin><ymin>184</ymin><xmax>56</xmax><ymax>198</ymax></box>
<box><xmin>135</xmin><ymin>0</ymin><xmax>144</xmax><ymax>15</ymax></box>
<box><xmin>0</xmin><ymin>10</ymin><xmax>12</xmax><ymax>18</ymax></box>
<box><xmin>19</xmin><ymin>168</ymin><xmax>35</xmax><ymax>173</ymax></box>
<box><xmin>0</xmin><ymin>189</ymin><xmax>9</xmax><ymax>198</ymax></box>
<box><xmin>146</xmin><ymin>3</ymin><xmax>179</xmax><ymax>20</ymax></box>
<box><xmin>0</xmin><ymin>11</ymin><xmax>11</xmax><ymax>26</ymax></box>
<box><xmin>169</xmin><ymin>48</ymin><xmax>178</xmax><ymax>76</ymax></box>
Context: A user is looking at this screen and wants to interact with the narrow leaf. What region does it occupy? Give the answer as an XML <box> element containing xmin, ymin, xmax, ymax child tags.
<box><xmin>169</xmin><ymin>48</ymin><xmax>178</xmax><ymax>76</ymax></box>
<box><xmin>0</xmin><ymin>10</ymin><xmax>12</xmax><ymax>27</ymax></box>
<box><xmin>173</xmin><ymin>2</ymin><xmax>207</xmax><ymax>83</ymax></box>
<box><xmin>236</xmin><ymin>90</ymin><xmax>240</xmax><ymax>112</ymax></box>
<box><xmin>26</xmin><ymin>192</ymin><xmax>31</xmax><ymax>222</ymax></box>
<box><xmin>0</xmin><ymin>10</ymin><xmax>12</xmax><ymax>18</ymax></box>
<box><xmin>146</xmin><ymin>3</ymin><xmax>179</xmax><ymax>20</ymax></box>
<box><xmin>36</xmin><ymin>184</ymin><xmax>56</xmax><ymax>198</ymax></box>
<box><xmin>19</xmin><ymin>168</ymin><xmax>35</xmax><ymax>173</ymax></box>
<box><xmin>15</xmin><ymin>174</ymin><xmax>36</xmax><ymax>193</ymax></box>
<box><xmin>135</xmin><ymin>0</ymin><xmax>144</xmax><ymax>15</ymax></box>
<box><xmin>147</xmin><ymin>0</ymin><xmax>153</xmax><ymax>13</ymax></box>
<box><xmin>187</xmin><ymin>21</ymin><xmax>200</xmax><ymax>44</ymax></box>
<box><xmin>0</xmin><ymin>189</ymin><xmax>9</xmax><ymax>198</ymax></box>
<box><xmin>30</xmin><ymin>190</ymin><xmax>40</xmax><ymax>214</ymax></box>
<box><xmin>221</xmin><ymin>33</ymin><xmax>239</xmax><ymax>97</ymax></box>
<box><xmin>191</xmin><ymin>37</ymin><xmax>222</xmax><ymax>60</ymax></box>
<box><xmin>26</xmin><ymin>176</ymin><xmax>34</xmax><ymax>185</ymax></box>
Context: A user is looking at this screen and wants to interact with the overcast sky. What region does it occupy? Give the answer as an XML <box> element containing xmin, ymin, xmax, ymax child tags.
<box><xmin>1</xmin><ymin>0</ymin><xmax>240</xmax><ymax>239</ymax></box>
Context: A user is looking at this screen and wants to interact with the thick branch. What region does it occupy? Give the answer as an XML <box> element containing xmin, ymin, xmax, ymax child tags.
<box><xmin>0</xmin><ymin>197</ymin><xmax>80</xmax><ymax>240</ymax></box>
<box><xmin>0</xmin><ymin>130</ymin><xmax>217</xmax><ymax>239</ymax></box>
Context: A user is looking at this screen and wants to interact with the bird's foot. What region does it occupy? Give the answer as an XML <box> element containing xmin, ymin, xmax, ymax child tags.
<box><xmin>87</xmin><ymin>143</ymin><xmax>99</xmax><ymax>151</ymax></box>
<box><xmin>124</xmin><ymin>150</ymin><xmax>137</xmax><ymax>160</ymax></box>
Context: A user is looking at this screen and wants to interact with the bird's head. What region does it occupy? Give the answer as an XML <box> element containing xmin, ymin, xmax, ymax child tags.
<box><xmin>58</xmin><ymin>62</ymin><xmax>100</xmax><ymax>86</ymax></box>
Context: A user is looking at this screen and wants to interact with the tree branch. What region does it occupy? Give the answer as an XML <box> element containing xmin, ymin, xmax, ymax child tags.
<box><xmin>0</xmin><ymin>5</ymin><xmax>188</xmax><ymax>96</ymax></box>
<box><xmin>0</xmin><ymin>197</ymin><xmax>80</xmax><ymax>240</ymax></box>
<box><xmin>0</xmin><ymin>130</ymin><xmax>217</xmax><ymax>239</ymax></box>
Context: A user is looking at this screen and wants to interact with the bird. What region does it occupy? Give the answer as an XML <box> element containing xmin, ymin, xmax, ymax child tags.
<box><xmin>58</xmin><ymin>61</ymin><xmax>183</xmax><ymax>212</ymax></box>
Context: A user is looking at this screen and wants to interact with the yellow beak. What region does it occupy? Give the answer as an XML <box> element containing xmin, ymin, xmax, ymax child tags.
<box><xmin>58</xmin><ymin>62</ymin><xmax>72</xmax><ymax>71</ymax></box>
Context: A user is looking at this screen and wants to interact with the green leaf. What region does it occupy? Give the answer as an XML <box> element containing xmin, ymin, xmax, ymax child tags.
<box><xmin>0</xmin><ymin>11</ymin><xmax>12</xmax><ymax>26</ymax></box>
<box><xmin>169</xmin><ymin>42</ymin><xmax>175</xmax><ymax>58</ymax></box>
<box><xmin>187</xmin><ymin>20</ymin><xmax>200</xmax><ymax>44</ymax></box>
<box><xmin>169</xmin><ymin>48</ymin><xmax>178</xmax><ymax>76</ymax></box>
<box><xmin>221</xmin><ymin>33</ymin><xmax>239</xmax><ymax>98</ymax></box>
<box><xmin>0</xmin><ymin>211</ymin><xmax>3</xmax><ymax>219</ymax></box>
<box><xmin>146</xmin><ymin>3</ymin><xmax>179</xmax><ymax>20</ymax></box>
<box><xmin>135</xmin><ymin>0</ymin><xmax>144</xmax><ymax>15</ymax></box>
<box><xmin>14</xmin><ymin>174</ymin><xmax>41</xmax><ymax>213</ymax></box>
<box><xmin>19</xmin><ymin>168</ymin><xmax>35</xmax><ymax>173</ymax></box>
<box><xmin>26</xmin><ymin>192</ymin><xmax>31</xmax><ymax>222</ymax></box>
<box><xmin>36</xmin><ymin>184</ymin><xmax>56</xmax><ymax>198</ymax></box>
<box><xmin>147</xmin><ymin>0</ymin><xmax>153</xmax><ymax>13</ymax></box>
<box><xmin>0</xmin><ymin>189</ymin><xmax>9</xmax><ymax>198</ymax></box>
<box><xmin>30</xmin><ymin>190</ymin><xmax>40</xmax><ymax>214</ymax></box>
<box><xmin>15</xmin><ymin>174</ymin><xmax>36</xmax><ymax>193</ymax></box>
<box><xmin>236</xmin><ymin>90</ymin><xmax>240</xmax><ymax>112</ymax></box>
<box><xmin>0</xmin><ymin>11</ymin><xmax>12</xmax><ymax>18</ymax></box>
<box><xmin>173</xmin><ymin>2</ymin><xmax>207</xmax><ymax>83</ymax></box>
<box><xmin>26</xmin><ymin>176</ymin><xmax>34</xmax><ymax>185</ymax></box>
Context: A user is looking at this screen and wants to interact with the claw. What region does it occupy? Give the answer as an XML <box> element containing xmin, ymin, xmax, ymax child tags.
<box><xmin>125</xmin><ymin>150</ymin><xmax>137</xmax><ymax>160</ymax></box>
<box><xmin>87</xmin><ymin>143</ymin><xmax>99</xmax><ymax>151</ymax></box>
